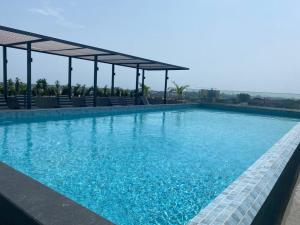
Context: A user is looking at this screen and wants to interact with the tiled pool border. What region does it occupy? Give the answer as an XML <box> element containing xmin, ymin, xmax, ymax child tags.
<box><xmin>188</xmin><ymin>122</ymin><xmax>300</xmax><ymax>225</ymax></box>
<box><xmin>1</xmin><ymin>103</ymin><xmax>300</xmax><ymax>122</ymax></box>
<box><xmin>199</xmin><ymin>103</ymin><xmax>300</xmax><ymax>118</ymax></box>
<box><xmin>0</xmin><ymin>103</ymin><xmax>198</xmax><ymax>122</ymax></box>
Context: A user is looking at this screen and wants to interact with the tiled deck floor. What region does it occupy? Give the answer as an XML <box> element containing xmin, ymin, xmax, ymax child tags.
<box><xmin>281</xmin><ymin>172</ymin><xmax>300</xmax><ymax>225</ymax></box>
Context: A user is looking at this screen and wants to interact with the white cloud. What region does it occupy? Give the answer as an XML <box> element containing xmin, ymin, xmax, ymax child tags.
<box><xmin>28</xmin><ymin>5</ymin><xmax>84</xmax><ymax>29</ymax></box>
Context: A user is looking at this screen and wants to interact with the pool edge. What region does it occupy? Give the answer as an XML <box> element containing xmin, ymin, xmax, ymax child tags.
<box><xmin>0</xmin><ymin>103</ymin><xmax>198</xmax><ymax>121</ymax></box>
<box><xmin>0</xmin><ymin>162</ymin><xmax>114</xmax><ymax>225</ymax></box>
<box><xmin>198</xmin><ymin>103</ymin><xmax>300</xmax><ymax>118</ymax></box>
<box><xmin>188</xmin><ymin>122</ymin><xmax>300</xmax><ymax>225</ymax></box>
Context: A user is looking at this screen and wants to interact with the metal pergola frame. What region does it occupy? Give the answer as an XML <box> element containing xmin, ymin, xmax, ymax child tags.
<box><xmin>0</xmin><ymin>25</ymin><xmax>189</xmax><ymax>109</ymax></box>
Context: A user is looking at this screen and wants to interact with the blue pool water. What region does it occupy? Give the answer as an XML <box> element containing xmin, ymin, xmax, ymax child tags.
<box><xmin>0</xmin><ymin>107</ymin><xmax>298</xmax><ymax>225</ymax></box>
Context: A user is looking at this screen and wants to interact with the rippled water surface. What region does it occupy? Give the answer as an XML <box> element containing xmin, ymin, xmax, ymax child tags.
<box><xmin>0</xmin><ymin>108</ymin><xmax>297</xmax><ymax>224</ymax></box>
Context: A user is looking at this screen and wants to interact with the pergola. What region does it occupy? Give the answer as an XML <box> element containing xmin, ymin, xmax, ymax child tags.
<box><xmin>0</xmin><ymin>25</ymin><xmax>188</xmax><ymax>109</ymax></box>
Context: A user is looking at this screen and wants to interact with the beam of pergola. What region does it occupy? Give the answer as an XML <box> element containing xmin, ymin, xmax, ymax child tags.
<box><xmin>0</xmin><ymin>25</ymin><xmax>189</xmax><ymax>108</ymax></box>
<box><xmin>0</xmin><ymin>25</ymin><xmax>188</xmax><ymax>71</ymax></box>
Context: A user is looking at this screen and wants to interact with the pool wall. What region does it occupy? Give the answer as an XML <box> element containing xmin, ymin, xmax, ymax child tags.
<box><xmin>0</xmin><ymin>162</ymin><xmax>113</xmax><ymax>225</ymax></box>
<box><xmin>188</xmin><ymin>122</ymin><xmax>300</xmax><ymax>225</ymax></box>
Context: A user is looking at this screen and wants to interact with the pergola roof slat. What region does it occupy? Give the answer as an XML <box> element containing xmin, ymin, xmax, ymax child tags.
<box><xmin>0</xmin><ymin>29</ymin><xmax>41</xmax><ymax>45</ymax></box>
<box><xmin>0</xmin><ymin>25</ymin><xmax>188</xmax><ymax>71</ymax></box>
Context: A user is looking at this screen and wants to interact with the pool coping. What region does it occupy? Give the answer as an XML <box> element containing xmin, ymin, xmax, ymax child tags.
<box><xmin>198</xmin><ymin>103</ymin><xmax>300</xmax><ymax>118</ymax></box>
<box><xmin>0</xmin><ymin>103</ymin><xmax>198</xmax><ymax>121</ymax></box>
<box><xmin>0</xmin><ymin>162</ymin><xmax>113</xmax><ymax>225</ymax></box>
<box><xmin>188</xmin><ymin>122</ymin><xmax>300</xmax><ymax>225</ymax></box>
<box><xmin>1</xmin><ymin>103</ymin><xmax>300</xmax><ymax>120</ymax></box>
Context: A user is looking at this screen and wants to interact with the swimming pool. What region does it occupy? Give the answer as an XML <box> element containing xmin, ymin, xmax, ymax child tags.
<box><xmin>0</xmin><ymin>106</ymin><xmax>298</xmax><ymax>225</ymax></box>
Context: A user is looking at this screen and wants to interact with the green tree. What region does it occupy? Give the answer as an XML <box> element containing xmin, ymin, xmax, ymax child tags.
<box><xmin>86</xmin><ymin>87</ymin><xmax>93</xmax><ymax>96</ymax></box>
<box><xmin>115</xmin><ymin>87</ymin><xmax>121</xmax><ymax>96</ymax></box>
<box><xmin>35</xmin><ymin>78</ymin><xmax>48</xmax><ymax>96</ymax></box>
<box><xmin>103</xmin><ymin>85</ymin><xmax>110</xmax><ymax>97</ymax></box>
<box><xmin>122</xmin><ymin>89</ymin><xmax>130</xmax><ymax>97</ymax></box>
<box><xmin>15</xmin><ymin>77</ymin><xmax>21</xmax><ymax>95</ymax></box>
<box><xmin>80</xmin><ymin>85</ymin><xmax>86</xmax><ymax>96</ymax></box>
<box><xmin>7</xmin><ymin>79</ymin><xmax>15</xmax><ymax>96</ymax></box>
<box><xmin>169</xmin><ymin>81</ymin><xmax>189</xmax><ymax>99</ymax></box>
<box><xmin>237</xmin><ymin>93</ymin><xmax>250</xmax><ymax>103</ymax></box>
<box><xmin>73</xmin><ymin>84</ymin><xmax>81</xmax><ymax>97</ymax></box>
<box><xmin>14</xmin><ymin>77</ymin><xmax>27</xmax><ymax>95</ymax></box>
<box><xmin>54</xmin><ymin>80</ymin><xmax>60</xmax><ymax>96</ymax></box>
<box><xmin>61</xmin><ymin>85</ymin><xmax>69</xmax><ymax>95</ymax></box>
<box><xmin>139</xmin><ymin>83</ymin><xmax>151</xmax><ymax>97</ymax></box>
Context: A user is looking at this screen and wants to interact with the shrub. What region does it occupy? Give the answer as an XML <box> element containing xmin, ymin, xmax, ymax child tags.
<box><xmin>7</xmin><ymin>79</ymin><xmax>15</xmax><ymax>96</ymax></box>
<box><xmin>35</xmin><ymin>78</ymin><xmax>48</xmax><ymax>96</ymax></box>
<box><xmin>61</xmin><ymin>85</ymin><xmax>69</xmax><ymax>95</ymax></box>
<box><xmin>54</xmin><ymin>80</ymin><xmax>60</xmax><ymax>96</ymax></box>
<box><xmin>73</xmin><ymin>84</ymin><xmax>81</xmax><ymax>97</ymax></box>
<box><xmin>237</xmin><ymin>93</ymin><xmax>251</xmax><ymax>103</ymax></box>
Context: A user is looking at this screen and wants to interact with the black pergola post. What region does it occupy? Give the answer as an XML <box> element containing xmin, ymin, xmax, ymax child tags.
<box><xmin>93</xmin><ymin>56</ymin><xmax>98</xmax><ymax>107</ymax></box>
<box><xmin>2</xmin><ymin>46</ymin><xmax>7</xmax><ymax>100</ymax></box>
<box><xmin>164</xmin><ymin>70</ymin><xmax>168</xmax><ymax>104</ymax></box>
<box><xmin>111</xmin><ymin>64</ymin><xmax>115</xmax><ymax>96</ymax></box>
<box><xmin>27</xmin><ymin>43</ymin><xmax>32</xmax><ymax>109</ymax></box>
<box><xmin>68</xmin><ymin>57</ymin><xmax>72</xmax><ymax>99</ymax></box>
<box><xmin>141</xmin><ymin>69</ymin><xmax>145</xmax><ymax>96</ymax></box>
<box><xmin>135</xmin><ymin>64</ymin><xmax>140</xmax><ymax>104</ymax></box>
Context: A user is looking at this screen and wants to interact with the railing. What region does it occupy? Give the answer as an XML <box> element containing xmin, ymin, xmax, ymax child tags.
<box><xmin>147</xmin><ymin>89</ymin><xmax>300</xmax><ymax>109</ymax></box>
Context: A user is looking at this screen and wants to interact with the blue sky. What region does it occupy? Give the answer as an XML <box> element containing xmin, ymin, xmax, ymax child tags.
<box><xmin>1</xmin><ymin>0</ymin><xmax>300</xmax><ymax>93</ymax></box>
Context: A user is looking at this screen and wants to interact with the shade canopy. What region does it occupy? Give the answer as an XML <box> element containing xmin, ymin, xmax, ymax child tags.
<box><xmin>0</xmin><ymin>25</ymin><xmax>189</xmax><ymax>71</ymax></box>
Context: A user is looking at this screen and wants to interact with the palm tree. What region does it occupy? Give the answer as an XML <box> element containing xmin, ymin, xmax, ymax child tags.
<box><xmin>54</xmin><ymin>80</ymin><xmax>60</xmax><ymax>96</ymax></box>
<box><xmin>15</xmin><ymin>77</ymin><xmax>20</xmax><ymax>95</ymax></box>
<box><xmin>80</xmin><ymin>85</ymin><xmax>86</xmax><ymax>96</ymax></box>
<box><xmin>73</xmin><ymin>84</ymin><xmax>81</xmax><ymax>97</ymax></box>
<box><xmin>169</xmin><ymin>81</ymin><xmax>189</xmax><ymax>99</ymax></box>
<box><xmin>103</xmin><ymin>85</ymin><xmax>108</xmax><ymax>97</ymax></box>
<box><xmin>7</xmin><ymin>79</ymin><xmax>15</xmax><ymax>96</ymax></box>
<box><xmin>139</xmin><ymin>83</ymin><xmax>151</xmax><ymax>97</ymax></box>
<box><xmin>15</xmin><ymin>77</ymin><xmax>27</xmax><ymax>95</ymax></box>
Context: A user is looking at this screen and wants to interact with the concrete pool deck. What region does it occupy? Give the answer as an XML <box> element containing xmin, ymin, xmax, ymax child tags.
<box><xmin>281</xmin><ymin>171</ymin><xmax>300</xmax><ymax>225</ymax></box>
